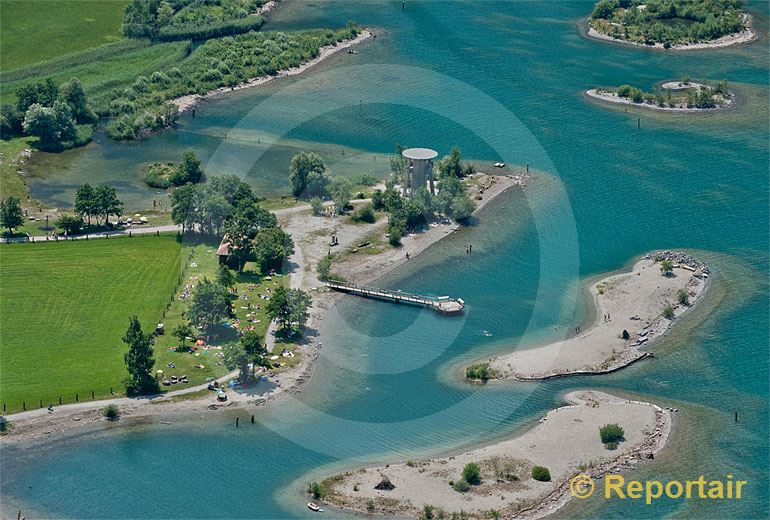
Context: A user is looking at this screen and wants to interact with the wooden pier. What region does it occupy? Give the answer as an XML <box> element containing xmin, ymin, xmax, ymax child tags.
<box><xmin>325</xmin><ymin>281</ymin><xmax>464</xmax><ymax>315</ymax></box>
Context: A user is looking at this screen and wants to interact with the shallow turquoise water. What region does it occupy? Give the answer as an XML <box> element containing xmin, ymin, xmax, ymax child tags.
<box><xmin>4</xmin><ymin>1</ymin><xmax>769</xmax><ymax>518</ymax></box>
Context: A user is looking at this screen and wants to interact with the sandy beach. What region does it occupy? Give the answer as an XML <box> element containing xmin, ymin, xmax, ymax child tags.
<box><xmin>171</xmin><ymin>28</ymin><xmax>374</xmax><ymax>113</ymax></box>
<box><xmin>318</xmin><ymin>390</ymin><xmax>671</xmax><ymax>519</ymax></box>
<box><xmin>586</xmin><ymin>14</ymin><xmax>755</xmax><ymax>50</ymax></box>
<box><xmin>488</xmin><ymin>252</ymin><xmax>709</xmax><ymax>381</ymax></box>
<box><xmin>0</xmin><ymin>173</ymin><xmax>527</xmax><ymax>444</ymax></box>
<box><xmin>585</xmin><ymin>87</ymin><xmax>733</xmax><ymax>112</ymax></box>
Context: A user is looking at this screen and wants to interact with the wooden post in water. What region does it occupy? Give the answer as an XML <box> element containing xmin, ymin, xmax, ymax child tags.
<box><xmin>236</xmin><ymin>417</ymin><xmax>239</xmax><ymax>428</ymax></box>
<box><xmin>735</xmin><ymin>411</ymin><xmax>738</xmax><ymax>422</ymax></box>
<box><xmin>251</xmin><ymin>415</ymin><xmax>255</xmax><ymax>424</ymax></box>
<box><xmin>637</xmin><ymin>117</ymin><xmax>641</xmax><ymax>129</ymax></box>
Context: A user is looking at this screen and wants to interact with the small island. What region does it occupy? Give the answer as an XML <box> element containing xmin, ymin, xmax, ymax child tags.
<box><xmin>586</xmin><ymin>77</ymin><xmax>733</xmax><ymax>111</ymax></box>
<box><xmin>478</xmin><ymin>252</ymin><xmax>709</xmax><ymax>381</ymax></box>
<box><xmin>311</xmin><ymin>391</ymin><xmax>671</xmax><ymax>519</ymax></box>
<box><xmin>587</xmin><ymin>0</ymin><xmax>754</xmax><ymax>49</ymax></box>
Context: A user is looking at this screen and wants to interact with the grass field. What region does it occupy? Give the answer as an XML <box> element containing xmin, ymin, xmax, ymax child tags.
<box><xmin>0</xmin><ymin>0</ymin><xmax>129</xmax><ymax>71</ymax></box>
<box><xmin>1</xmin><ymin>39</ymin><xmax>191</xmax><ymax>109</ymax></box>
<box><xmin>0</xmin><ymin>236</ymin><xmax>181</xmax><ymax>410</ymax></box>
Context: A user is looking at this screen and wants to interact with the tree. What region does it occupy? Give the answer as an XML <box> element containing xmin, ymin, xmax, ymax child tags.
<box><xmin>123</xmin><ymin>316</ymin><xmax>157</xmax><ymax>395</ymax></box>
<box><xmin>94</xmin><ymin>185</ymin><xmax>123</xmax><ymax>225</ymax></box>
<box><xmin>253</xmin><ymin>227</ymin><xmax>294</xmax><ymax>274</ymax></box>
<box><xmin>389</xmin><ymin>143</ymin><xmax>406</xmax><ymax>182</ymax></box>
<box><xmin>216</xmin><ymin>263</ymin><xmax>235</xmax><ymax>288</ymax></box>
<box><xmin>171</xmin><ymin>183</ymin><xmax>198</xmax><ymax>233</ymax></box>
<box><xmin>662</xmin><ymin>304</ymin><xmax>675</xmax><ymax>320</ymax></box>
<box><xmin>55</xmin><ymin>214</ymin><xmax>84</xmax><ymax>235</ymax></box>
<box><xmin>188</xmin><ymin>277</ymin><xmax>231</xmax><ymax>338</ymax></box>
<box><xmin>0</xmin><ymin>197</ymin><xmax>24</xmax><ymax>234</ymax></box>
<box><xmin>462</xmin><ymin>463</ymin><xmax>481</xmax><ymax>485</ymax></box>
<box><xmin>438</xmin><ymin>146</ymin><xmax>464</xmax><ymax>178</ymax></box>
<box><xmin>316</xmin><ymin>255</ymin><xmax>332</xmax><ymax>281</ymax></box>
<box><xmin>267</xmin><ymin>286</ymin><xmax>312</xmax><ymax>335</ymax></box>
<box><xmin>330</xmin><ymin>176</ymin><xmax>352</xmax><ymax>214</ymax></box>
<box><xmin>659</xmin><ymin>259</ymin><xmax>674</xmax><ymax>276</ymax></box>
<box><xmin>74</xmin><ymin>183</ymin><xmax>97</xmax><ymax>226</ymax></box>
<box><xmin>241</xmin><ymin>330</ymin><xmax>269</xmax><ymax>378</ymax></box>
<box><xmin>199</xmin><ymin>188</ymin><xmax>231</xmax><ymax>234</ymax></box>
<box><xmin>59</xmin><ymin>77</ymin><xmax>96</xmax><ymax>124</ymax></box>
<box><xmin>172</xmin><ymin>322</ymin><xmax>193</xmax><ymax>351</ymax></box>
<box><xmin>224</xmin><ymin>342</ymin><xmax>251</xmax><ymax>382</ymax></box>
<box><xmin>171</xmin><ymin>150</ymin><xmax>204</xmax><ymax>186</ymax></box>
<box><xmin>289</xmin><ymin>152</ymin><xmax>329</xmax><ymax>197</ymax></box>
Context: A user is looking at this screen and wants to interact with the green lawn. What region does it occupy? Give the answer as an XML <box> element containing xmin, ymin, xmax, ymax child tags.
<box><xmin>0</xmin><ymin>236</ymin><xmax>181</xmax><ymax>411</ymax></box>
<box><xmin>0</xmin><ymin>135</ymin><xmax>35</xmax><ymax>200</ymax></box>
<box><xmin>0</xmin><ymin>0</ymin><xmax>129</xmax><ymax>71</ymax></box>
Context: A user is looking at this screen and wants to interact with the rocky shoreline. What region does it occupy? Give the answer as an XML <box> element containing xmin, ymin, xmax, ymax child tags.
<box><xmin>585</xmin><ymin>86</ymin><xmax>733</xmax><ymax>112</ymax></box>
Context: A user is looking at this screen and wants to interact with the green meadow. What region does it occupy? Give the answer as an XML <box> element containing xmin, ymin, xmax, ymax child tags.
<box><xmin>0</xmin><ymin>236</ymin><xmax>181</xmax><ymax>410</ymax></box>
<box><xmin>0</xmin><ymin>0</ymin><xmax>129</xmax><ymax>71</ymax></box>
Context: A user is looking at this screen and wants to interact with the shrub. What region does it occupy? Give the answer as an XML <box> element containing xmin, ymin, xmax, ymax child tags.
<box><xmin>56</xmin><ymin>214</ymin><xmax>84</xmax><ymax>235</ymax></box>
<box><xmin>310</xmin><ymin>197</ymin><xmax>324</xmax><ymax>216</ymax></box>
<box><xmin>144</xmin><ymin>163</ymin><xmax>175</xmax><ymax>188</ymax></box>
<box><xmin>352</xmin><ymin>203</ymin><xmax>376</xmax><ymax>223</ymax></box>
<box><xmin>317</xmin><ymin>255</ymin><xmax>332</xmax><ymax>282</ymax></box>
<box><xmin>462</xmin><ymin>463</ymin><xmax>481</xmax><ymax>485</ymax></box>
<box><xmin>421</xmin><ymin>505</ymin><xmax>435</xmax><ymax>520</ymax></box>
<box><xmin>366</xmin><ymin>499</ymin><xmax>375</xmax><ymax>513</ymax></box>
<box><xmin>388</xmin><ymin>226</ymin><xmax>402</xmax><ymax>247</ymax></box>
<box><xmin>662</xmin><ymin>305</ymin><xmax>675</xmax><ymax>320</ymax></box>
<box><xmin>465</xmin><ymin>363</ymin><xmax>494</xmax><ymax>381</ymax></box>
<box><xmin>452</xmin><ymin>479</ymin><xmax>470</xmax><ymax>492</ymax></box>
<box><xmin>308</xmin><ymin>481</ymin><xmax>322</xmax><ymax>499</ymax></box>
<box><xmin>102</xmin><ymin>404</ymin><xmax>120</xmax><ymax>421</ymax></box>
<box><xmin>531</xmin><ymin>466</ymin><xmax>551</xmax><ymax>482</ymax></box>
<box><xmin>599</xmin><ymin>423</ymin><xmax>625</xmax><ymax>449</ymax></box>
<box><xmin>677</xmin><ymin>288</ymin><xmax>689</xmax><ymax>306</ymax></box>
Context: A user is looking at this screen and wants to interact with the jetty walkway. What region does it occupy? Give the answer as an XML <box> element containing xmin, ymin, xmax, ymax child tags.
<box><xmin>326</xmin><ymin>281</ymin><xmax>464</xmax><ymax>315</ymax></box>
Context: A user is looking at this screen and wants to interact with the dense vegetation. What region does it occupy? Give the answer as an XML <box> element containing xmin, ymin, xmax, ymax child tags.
<box><xmin>465</xmin><ymin>363</ymin><xmax>496</xmax><ymax>382</ymax></box>
<box><xmin>105</xmin><ymin>24</ymin><xmax>361</xmax><ymax>139</ymax></box>
<box><xmin>121</xmin><ymin>0</ymin><xmax>267</xmax><ymax>40</ymax></box>
<box><xmin>595</xmin><ymin>78</ymin><xmax>730</xmax><ymax>109</ymax></box>
<box><xmin>1</xmin><ymin>77</ymin><xmax>97</xmax><ymax>150</ymax></box>
<box><xmin>589</xmin><ymin>0</ymin><xmax>748</xmax><ymax>46</ymax></box>
<box><xmin>599</xmin><ymin>423</ymin><xmax>625</xmax><ymax>449</ymax></box>
<box><xmin>145</xmin><ymin>150</ymin><xmax>205</xmax><ymax>188</ymax></box>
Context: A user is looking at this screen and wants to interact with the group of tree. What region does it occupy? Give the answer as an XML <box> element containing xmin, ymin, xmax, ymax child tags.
<box><xmin>73</xmin><ymin>184</ymin><xmax>125</xmax><ymax>228</ymax></box>
<box><xmin>266</xmin><ymin>285</ymin><xmax>312</xmax><ymax>336</ymax></box>
<box><xmin>1</xmin><ymin>77</ymin><xmax>96</xmax><ymax>150</ymax></box>
<box><xmin>371</xmin><ymin>146</ymin><xmax>476</xmax><ymax>246</ymax></box>
<box><xmin>145</xmin><ymin>149</ymin><xmax>205</xmax><ymax>189</ymax></box>
<box><xmin>223</xmin><ymin>330</ymin><xmax>270</xmax><ymax>383</ymax></box>
<box><xmin>0</xmin><ymin>197</ymin><xmax>24</xmax><ymax>235</ymax></box>
<box><xmin>590</xmin><ymin>0</ymin><xmax>746</xmax><ymax>46</ymax></box>
<box><xmin>170</xmin><ymin>174</ymin><xmax>293</xmax><ymax>273</ymax></box>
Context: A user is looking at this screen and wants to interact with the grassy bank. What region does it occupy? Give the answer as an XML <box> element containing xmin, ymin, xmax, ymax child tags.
<box><xmin>0</xmin><ymin>0</ymin><xmax>129</xmax><ymax>70</ymax></box>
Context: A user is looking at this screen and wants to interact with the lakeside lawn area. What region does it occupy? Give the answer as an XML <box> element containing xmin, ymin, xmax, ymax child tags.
<box><xmin>0</xmin><ymin>0</ymin><xmax>129</xmax><ymax>70</ymax></box>
<box><xmin>0</xmin><ymin>236</ymin><xmax>181</xmax><ymax>411</ymax></box>
<box><xmin>0</xmin><ymin>234</ymin><xmax>300</xmax><ymax>412</ymax></box>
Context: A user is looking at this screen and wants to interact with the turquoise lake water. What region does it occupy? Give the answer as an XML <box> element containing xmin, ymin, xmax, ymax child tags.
<box><xmin>3</xmin><ymin>1</ymin><xmax>769</xmax><ymax>518</ymax></box>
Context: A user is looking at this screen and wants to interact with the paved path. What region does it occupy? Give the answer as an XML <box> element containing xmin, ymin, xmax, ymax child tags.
<box><xmin>0</xmin><ymin>224</ymin><xmax>182</xmax><ymax>243</ymax></box>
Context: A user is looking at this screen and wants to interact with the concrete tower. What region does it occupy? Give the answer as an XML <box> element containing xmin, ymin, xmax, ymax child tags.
<box><xmin>401</xmin><ymin>148</ymin><xmax>438</xmax><ymax>197</ymax></box>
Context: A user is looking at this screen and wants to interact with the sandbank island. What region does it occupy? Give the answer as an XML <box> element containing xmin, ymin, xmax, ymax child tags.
<box><xmin>477</xmin><ymin>252</ymin><xmax>709</xmax><ymax>382</ymax></box>
<box><xmin>586</xmin><ymin>0</ymin><xmax>755</xmax><ymax>50</ymax></box>
<box><xmin>586</xmin><ymin>79</ymin><xmax>733</xmax><ymax>112</ymax></box>
<box><xmin>314</xmin><ymin>391</ymin><xmax>671</xmax><ymax>519</ymax></box>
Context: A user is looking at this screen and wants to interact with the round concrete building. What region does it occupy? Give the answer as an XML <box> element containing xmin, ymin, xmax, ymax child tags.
<box><xmin>401</xmin><ymin>147</ymin><xmax>438</xmax><ymax>197</ymax></box>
